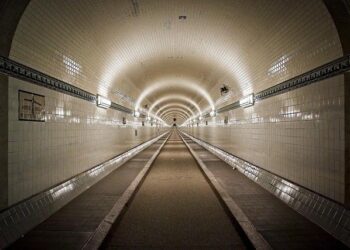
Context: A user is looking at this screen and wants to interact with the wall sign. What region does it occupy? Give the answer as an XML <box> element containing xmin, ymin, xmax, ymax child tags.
<box><xmin>18</xmin><ymin>90</ymin><xmax>45</xmax><ymax>122</ymax></box>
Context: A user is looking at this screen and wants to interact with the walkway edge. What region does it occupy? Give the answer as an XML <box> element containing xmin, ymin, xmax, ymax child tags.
<box><xmin>179</xmin><ymin>132</ymin><xmax>272</xmax><ymax>250</ymax></box>
<box><xmin>82</xmin><ymin>133</ymin><xmax>170</xmax><ymax>250</ymax></box>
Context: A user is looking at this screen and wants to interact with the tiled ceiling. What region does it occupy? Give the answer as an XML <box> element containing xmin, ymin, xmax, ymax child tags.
<box><xmin>10</xmin><ymin>0</ymin><xmax>342</xmax><ymax>123</ymax></box>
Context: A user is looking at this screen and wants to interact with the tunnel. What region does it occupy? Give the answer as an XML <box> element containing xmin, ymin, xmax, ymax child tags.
<box><xmin>0</xmin><ymin>0</ymin><xmax>350</xmax><ymax>249</ymax></box>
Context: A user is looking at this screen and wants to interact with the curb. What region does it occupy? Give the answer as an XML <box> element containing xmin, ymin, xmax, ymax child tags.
<box><xmin>82</xmin><ymin>133</ymin><xmax>170</xmax><ymax>250</ymax></box>
<box><xmin>179</xmin><ymin>132</ymin><xmax>272</xmax><ymax>250</ymax></box>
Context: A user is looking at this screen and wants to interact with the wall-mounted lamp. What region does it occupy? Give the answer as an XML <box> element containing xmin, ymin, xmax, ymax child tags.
<box><xmin>239</xmin><ymin>94</ymin><xmax>255</xmax><ymax>108</ymax></box>
<box><xmin>134</xmin><ymin>110</ymin><xmax>140</xmax><ymax>118</ymax></box>
<box><xmin>210</xmin><ymin>110</ymin><xmax>217</xmax><ymax>117</ymax></box>
<box><xmin>220</xmin><ymin>85</ymin><xmax>230</xmax><ymax>96</ymax></box>
<box><xmin>97</xmin><ymin>95</ymin><xmax>111</xmax><ymax>109</ymax></box>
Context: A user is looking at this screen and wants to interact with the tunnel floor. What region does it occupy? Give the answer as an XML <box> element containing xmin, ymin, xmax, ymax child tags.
<box><xmin>8</xmin><ymin>130</ymin><xmax>347</xmax><ymax>249</ymax></box>
<box><xmin>181</xmin><ymin>133</ymin><xmax>348</xmax><ymax>250</ymax></box>
<box><xmin>101</xmin><ymin>131</ymin><xmax>247</xmax><ymax>249</ymax></box>
<box><xmin>8</xmin><ymin>137</ymin><xmax>168</xmax><ymax>250</ymax></box>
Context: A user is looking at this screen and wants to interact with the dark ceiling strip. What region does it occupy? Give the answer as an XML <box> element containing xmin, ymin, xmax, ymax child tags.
<box><xmin>255</xmin><ymin>54</ymin><xmax>350</xmax><ymax>101</ymax></box>
<box><xmin>3</xmin><ymin>54</ymin><xmax>349</xmax><ymax>117</ymax></box>
<box><xmin>110</xmin><ymin>102</ymin><xmax>133</xmax><ymax>114</ymax></box>
<box><xmin>0</xmin><ymin>56</ymin><xmax>96</xmax><ymax>102</ymax></box>
<box><xmin>217</xmin><ymin>54</ymin><xmax>350</xmax><ymax>114</ymax></box>
<box><xmin>203</xmin><ymin>113</ymin><xmax>211</xmax><ymax>118</ymax></box>
<box><xmin>0</xmin><ymin>56</ymin><xmax>133</xmax><ymax>114</ymax></box>
<box><xmin>217</xmin><ymin>101</ymin><xmax>240</xmax><ymax>114</ymax></box>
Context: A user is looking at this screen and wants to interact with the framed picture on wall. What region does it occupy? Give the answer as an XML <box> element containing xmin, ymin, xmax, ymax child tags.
<box><xmin>18</xmin><ymin>90</ymin><xmax>45</xmax><ymax>122</ymax></box>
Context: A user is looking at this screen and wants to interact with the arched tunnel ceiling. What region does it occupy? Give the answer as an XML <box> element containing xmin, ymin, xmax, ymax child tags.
<box><xmin>10</xmin><ymin>0</ymin><xmax>343</xmax><ymax>123</ymax></box>
<box><xmin>156</xmin><ymin>104</ymin><xmax>195</xmax><ymax>117</ymax></box>
<box><xmin>161</xmin><ymin>109</ymin><xmax>191</xmax><ymax>120</ymax></box>
<box><xmin>163</xmin><ymin>112</ymin><xmax>187</xmax><ymax>124</ymax></box>
<box><xmin>163</xmin><ymin>112</ymin><xmax>187</xmax><ymax>121</ymax></box>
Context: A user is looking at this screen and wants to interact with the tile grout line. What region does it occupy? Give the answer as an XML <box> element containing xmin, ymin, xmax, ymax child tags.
<box><xmin>179</xmin><ymin>131</ymin><xmax>272</xmax><ymax>250</ymax></box>
<box><xmin>82</xmin><ymin>133</ymin><xmax>171</xmax><ymax>250</ymax></box>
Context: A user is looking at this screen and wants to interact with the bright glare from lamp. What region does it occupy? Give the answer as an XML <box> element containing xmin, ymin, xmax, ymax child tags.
<box><xmin>134</xmin><ymin>110</ymin><xmax>140</xmax><ymax>118</ymax></box>
<box><xmin>239</xmin><ymin>94</ymin><xmax>255</xmax><ymax>108</ymax></box>
<box><xmin>210</xmin><ymin>110</ymin><xmax>216</xmax><ymax>117</ymax></box>
<box><xmin>97</xmin><ymin>95</ymin><xmax>111</xmax><ymax>109</ymax></box>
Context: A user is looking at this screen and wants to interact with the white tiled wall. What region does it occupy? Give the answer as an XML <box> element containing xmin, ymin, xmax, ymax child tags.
<box><xmin>6</xmin><ymin>0</ymin><xmax>346</xmax><ymax>206</ymax></box>
<box><xmin>8</xmin><ymin>78</ymin><xmax>167</xmax><ymax>205</ymax></box>
<box><xmin>183</xmin><ymin>75</ymin><xmax>345</xmax><ymax>203</ymax></box>
<box><xmin>10</xmin><ymin>0</ymin><xmax>343</xmax><ymax>111</ymax></box>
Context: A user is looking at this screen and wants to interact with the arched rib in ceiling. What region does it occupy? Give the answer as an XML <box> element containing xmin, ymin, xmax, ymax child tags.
<box><xmin>163</xmin><ymin>112</ymin><xmax>188</xmax><ymax>120</ymax></box>
<box><xmin>163</xmin><ymin>117</ymin><xmax>184</xmax><ymax>124</ymax></box>
<box><xmin>136</xmin><ymin>78</ymin><xmax>215</xmax><ymax>112</ymax></box>
<box><xmin>156</xmin><ymin>104</ymin><xmax>195</xmax><ymax>118</ymax></box>
<box><xmin>163</xmin><ymin>113</ymin><xmax>187</xmax><ymax>123</ymax></box>
<box><xmin>161</xmin><ymin>113</ymin><xmax>189</xmax><ymax>124</ymax></box>
<box><xmin>11</xmin><ymin>0</ymin><xmax>342</xmax><ymax>115</ymax></box>
<box><xmin>149</xmin><ymin>94</ymin><xmax>201</xmax><ymax>116</ymax></box>
<box><xmin>159</xmin><ymin>107</ymin><xmax>193</xmax><ymax>118</ymax></box>
<box><xmin>160</xmin><ymin>109</ymin><xmax>191</xmax><ymax>119</ymax></box>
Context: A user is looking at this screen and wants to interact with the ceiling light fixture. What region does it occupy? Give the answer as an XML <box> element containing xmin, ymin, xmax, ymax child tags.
<box><xmin>96</xmin><ymin>95</ymin><xmax>111</xmax><ymax>109</ymax></box>
<box><xmin>239</xmin><ymin>94</ymin><xmax>255</xmax><ymax>108</ymax></box>
<box><xmin>134</xmin><ymin>110</ymin><xmax>140</xmax><ymax>118</ymax></box>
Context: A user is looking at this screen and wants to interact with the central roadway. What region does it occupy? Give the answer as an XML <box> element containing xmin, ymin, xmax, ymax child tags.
<box><xmin>102</xmin><ymin>129</ymin><xmax>247</xmax><ymax>249</ymax></box>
